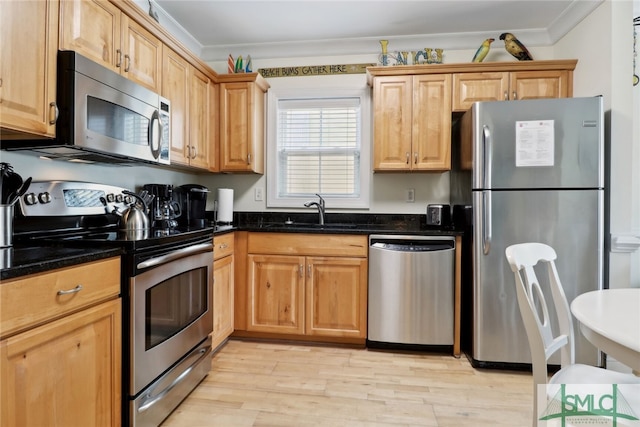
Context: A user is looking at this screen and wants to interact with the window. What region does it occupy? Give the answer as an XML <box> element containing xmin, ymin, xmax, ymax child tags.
<box><xmin>267</xmin><ymin>88</ymin><xmax>370</xmax><ymax>209</ymax></box>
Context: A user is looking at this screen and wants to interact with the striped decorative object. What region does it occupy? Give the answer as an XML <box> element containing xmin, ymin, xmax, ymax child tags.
<box><xmin>228</xmin><ymin>54</ymin><xmax>234</xmax><ymax>73</ymax></box>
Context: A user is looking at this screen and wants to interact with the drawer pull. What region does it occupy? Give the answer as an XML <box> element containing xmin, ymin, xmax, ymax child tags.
<box><xmin>57</xmin><ymin>284</ymin><xmax>83</xmax><ymax>295</ymax></box>
<box><xmin>218</xmin><ymin>243</ymin><xmax>228</xmax><ymax>249</ymax></box>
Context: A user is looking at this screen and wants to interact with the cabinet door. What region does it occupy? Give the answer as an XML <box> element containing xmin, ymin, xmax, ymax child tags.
<box><xmin>372</xmin><ymin>76</ymin><xmax>413</xmax><ymax>171</ymax></box>
<box><xmin>452</xmin><ymin>72</ymin><xmax>508</xmax><ymax>112</ymax></box>
<box><xmin>219</xmin><ymin>82</ymin><xmax>253</xmax><ymax>171</ymax></box>
<box><xmin>59</xmin><ymin>0</ymin><xmax>121</xmax><ymax>73</ymax></box>
<box><xmin>509</xmin><ymin>70</ymin><xmax>571</xmax><ymax>100</ymax></box>
<box><xmin>212</xmin><ymin>255</ymin><xmax>234</xmax><ymax>350</ymax></box>
<box><xmin>247</xmin><ymin>255</ymin><xmax>305</xmax><ymax>335</ymax></box>
<box><xmin>189</xmin><ymin>67</ymin><xmax>211</xmax><ymax>170</ymax></box>
<box><xmin>162</xmin><ymin>47</ymin><xmax>190</xmax><ymax>166</ymax></box>
<box><xmin>121</xmin><ymin>15</ymin><xmax>161</xmax><ymax>92</ymax></box>
<box><xmin>306</xmin><ymin>257</ymin><xmax>368</xmax><ymax>338</ymax></box>
<box><xmin>0</xmin><ymin>299</ymin><xmax>121</xmax><ymax>426</ymax></box>
<box><xmin>0</xmin><ymin>0</ymin><xmax>58</xmax><ymax>137</ymax></box>
<box><xmin>412</xmin><ymin>74</ymin><xmax>452</xmax><ymax>170</ymax></box>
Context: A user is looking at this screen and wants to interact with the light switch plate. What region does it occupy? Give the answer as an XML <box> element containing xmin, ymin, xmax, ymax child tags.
<box><xmin>254</xmin><ymin>187</ymin><xmax>264</xmax><ymax>201</ymax></box>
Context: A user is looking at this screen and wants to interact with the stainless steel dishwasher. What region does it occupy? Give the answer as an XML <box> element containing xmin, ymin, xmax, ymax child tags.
<box><xmin>367</xmin><ymin>235</ymin><xmax>455</xmax><ymax>350</ymax></box>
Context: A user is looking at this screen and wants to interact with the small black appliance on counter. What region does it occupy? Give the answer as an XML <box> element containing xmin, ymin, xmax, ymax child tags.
<box><xmin>174</xmin><ymin>184</ymin><xmax>209</xmax><ymax>228</ymax></box>
<box><xmin>143</xmin><ymin>183</ymin><xmax>181</xmax><ymax>229</ymax></box>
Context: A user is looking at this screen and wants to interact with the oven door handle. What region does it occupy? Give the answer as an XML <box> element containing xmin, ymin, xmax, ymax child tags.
<box><xmin>137</xmin><ymin>242</ymin><xmax>213</xmax><ymax>270</ymax></box>
<box><xmin>137</xmin><ymin>345</ymin><xmax>210</xmax><ymax>413</ymax></box>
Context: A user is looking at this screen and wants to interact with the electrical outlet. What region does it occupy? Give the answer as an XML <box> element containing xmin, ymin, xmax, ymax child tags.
<box><xmin>254</xmin><ymin>187</ymin><xmax>264</xmax><ymax>201</ymax></box>
<box><xmin>406</xmin><ymin>188</ymin><xmax>415</xmax><ymax>203</ymax></box>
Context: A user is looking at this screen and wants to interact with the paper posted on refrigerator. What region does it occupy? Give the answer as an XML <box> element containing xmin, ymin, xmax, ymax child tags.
<box><xmin>515</xmin><ymin>120</ymin><xmax>554</xmax><ymax>167</ymax></box>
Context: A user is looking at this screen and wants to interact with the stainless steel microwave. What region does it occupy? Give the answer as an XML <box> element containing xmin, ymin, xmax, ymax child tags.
<box><xmin>2</xmin><ymin>51</ymin><xmax>170</xmax><ymax>165</ymax></box>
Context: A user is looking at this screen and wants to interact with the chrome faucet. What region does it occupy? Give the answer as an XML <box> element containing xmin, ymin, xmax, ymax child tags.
<box><xmin>304</xmin><ymin>194</ymin><xmax>325</xmax><ymax>225</ymax></box>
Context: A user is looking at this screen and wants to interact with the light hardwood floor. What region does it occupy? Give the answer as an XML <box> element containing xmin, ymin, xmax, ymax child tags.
<box><xmin>162</xmin><ymin>339</ymin><xmax>533</xmax><ymax>427</ymax></box>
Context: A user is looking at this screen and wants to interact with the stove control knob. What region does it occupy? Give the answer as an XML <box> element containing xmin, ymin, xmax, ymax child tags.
<box><xmin>123</xmin><ymin>195</ymin><xmax>133</xmax><ymax>204</ymax></box>
<box><xmin>24</xmin><ymin>193</ymin><xmax>38</xmax><ymax>205</ymax></box>
<box><xmin>106</xmin><ymin>193</ymin><xmax>115</xmax><ymax>203</ymax></box>
<box><xmin>115</xmin><ymin>194</ymin><xmax>124</xmax><ymax>203</ymax></box>
<box><xmin>38</xmin><ymin>192</ymin><xmax>52</xmax><ymax>204</ymax></box>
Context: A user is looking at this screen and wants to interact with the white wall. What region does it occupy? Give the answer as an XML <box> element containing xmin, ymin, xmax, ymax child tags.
<box><xmin>555</xmin><ymin>0</ymin><xmax>639</xmax><ymax>291</ymax></box>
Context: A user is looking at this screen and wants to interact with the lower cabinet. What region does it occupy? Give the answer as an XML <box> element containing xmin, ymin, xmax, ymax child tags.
<box><xmin>0</xmin><ymin>257</ymin><xmax>121</xmax><ymax>426</ymax></box>
<box><xmin>246</xmin><ymin>233</ymin><xmax>368</xmax><ymax>341</ymax></box>
<box><xmin>211</xmin><ymin>232</ymin><xmax>234</xmax><ymax>350</ymax></box>
<box><xmin>0</xmin><ymin>298</ymin><xmax>121</xmax><ymax>426</ymax></box>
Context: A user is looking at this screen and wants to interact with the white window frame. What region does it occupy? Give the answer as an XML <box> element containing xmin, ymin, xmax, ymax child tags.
<box><xmin>266</xmin><ymin>87</ymin><xmax>371</xmax><ymax>209</ymax></box>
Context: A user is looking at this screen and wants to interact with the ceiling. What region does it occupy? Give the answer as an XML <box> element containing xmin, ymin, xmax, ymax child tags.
<box><xmin>150</xmin><ymin>0</ymin><xmax>603</xmax><ymax>61</ymax></box>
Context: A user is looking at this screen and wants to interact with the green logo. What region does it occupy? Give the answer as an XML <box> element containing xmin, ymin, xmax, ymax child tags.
<box><xmin>540</xmin><ymin>384</ymin><xmax>639</xmax><ymax>426</ymax></box>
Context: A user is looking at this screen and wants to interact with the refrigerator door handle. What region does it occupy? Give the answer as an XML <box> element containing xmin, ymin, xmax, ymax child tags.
<box><xmin>482</xmin><ymin>125</ymin><xmax>492</xmax><ymax>189</ymax></box>
<box><xmin>483</xmin><ymin>190</ymin><xmax>492</xmax><ymax>255</ymax></box>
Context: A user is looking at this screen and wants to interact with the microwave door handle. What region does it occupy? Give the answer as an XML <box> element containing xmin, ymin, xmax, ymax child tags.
<box><xmin>149</xmin><ymin>110</ymin><xmax>162</xmax><ymax>160</ymax></box>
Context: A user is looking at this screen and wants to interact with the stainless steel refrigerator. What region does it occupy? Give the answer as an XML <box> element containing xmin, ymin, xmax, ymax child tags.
<box><xmin>450</xmin><ymin>96</ymin><xmax>605</xmax><ymax>369</ymax></box>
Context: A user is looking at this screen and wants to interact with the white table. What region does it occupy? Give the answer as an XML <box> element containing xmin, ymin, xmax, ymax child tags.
<box><xmin>571</xmin><ymin>288</ymin><xmax>640</xmax><ymax>372</ymax></box>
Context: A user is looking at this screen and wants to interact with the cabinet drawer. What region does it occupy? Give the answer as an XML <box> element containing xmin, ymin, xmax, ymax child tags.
<box><xmin>1</xmin><ymin>257</ymin><xmax>121</xmax><ymax>338</ymax></box>
<box><xmin>213</xmin><ymin>233</ymin><xmax>234</xmax><ymax>260</ymax></box>
<box><xmin>248</xmin><ymin>233</ymin><xmax>367</xmax><ymax>257</ymax></box>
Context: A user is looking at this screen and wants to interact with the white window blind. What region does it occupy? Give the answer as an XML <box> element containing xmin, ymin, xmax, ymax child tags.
<box><xmin>277</xmin><ymin>97</ymin><xmax>361</xmax><ymax>198</ymax></box>
<box><xmin>267</xmin><ymin>88</ymin><xmax>370</xmax><ymax>209</ymax></box>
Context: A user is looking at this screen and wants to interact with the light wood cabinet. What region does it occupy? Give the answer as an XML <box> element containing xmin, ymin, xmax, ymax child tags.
<box><xmin>452</xmin><ymin>69</ymin><xmax>572</xmax><ymax>111</ymax></box>
<box><xmin>245</xmin><ymin>233</ymin><xmax>368</xmax><ymax>340</ymax></box>
<box><xmin>162</xmin><ymin>46</ymin><xmax>190</xmax><ymax>166</ymax></box>
<box><xmin>212</xmin><ymin>233</ymin><xmax>234</xmax><ymax>350</ymax></box>
<box><xmin>218</xmin><ymin>73</ymin><xmax>270</xmax><ymax>173</ymax></box>
<box><xmin>59</xmin><ymin>0</ymin><xmax>162</xmax><ymax>92</ymax></box>
<box><xmin>162</xmin><ymin>48</ymin><xmax>212</xmax><ymax>170</ymax></box>
<box><xmin>188</xmin><ymin>67</ymin><xmax>211</xmax><ymax>169</ymax></box>
<box><xmin>0</xmin><ymin>257</ymin><xmax>121</xmax><ymax>426</ymax></box>
<box><xmin>306</xmin><ymin>256</ymin><xmax>368</xmax><ymax>338</ymax></box>
<box><xmin>0</xmin><ymin>0</ymin><xmax>58</xmax><ymax>138</ymax></box>
<box><xmin>372</xmin><ymin>74</ymin><xmax>452</xmax><ymax>171</ymax></box>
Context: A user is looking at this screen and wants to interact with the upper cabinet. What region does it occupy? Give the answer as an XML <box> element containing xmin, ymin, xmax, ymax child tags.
<box><xmin>218</xmin><ymin>73</ymin><xmax>270</xmax><ymax>174</ymax></box>
<box><xmin>371</xmin><ymin>74</ymin><xmax>451</xmax><ymax>171</ymax></box>
<box><xmin>452</xmin><ymin>70</ymin><xmax>572</xmax><ymax>111</ymax></box>
<box><xmin>59</xmin><ymin>0</ymin><xmax>161</xmax><ymax>92</ymax></box>
<box><xmin>368</xmin><ymin>60</ymin><xmax>576</xmax><ymax>172</ymax></box>
<box><xmin>0</xmin><ymin>0</ymin><xmax>59</xmax><ymax>138</ymax></box>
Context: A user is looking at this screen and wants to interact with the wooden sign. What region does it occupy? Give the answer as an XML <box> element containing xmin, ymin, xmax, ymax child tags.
<box><xmin>258</xmin><ymin>63</ymin><xmax>376</xmax><ymax>78</ymax></box>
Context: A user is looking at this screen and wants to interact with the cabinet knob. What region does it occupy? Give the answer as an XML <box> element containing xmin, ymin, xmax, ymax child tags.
<box><xmin>247</xmin><ymin>153</ymin><xmax>252</xmax><ymax>165</ymax></box>
<box><xmin>504</xmin><ymin>91</ymin><xmax>508</xmax><ymax>101</ymax></box>
<box><xmin>512</xmin><ymin>91</ymin><xmax>517</xmax><ymax>100</ymax></box>
<box><xmin>124</xmin><ymin>54</ymin><xmax>131</xmax><ymax>72</ymax></box>
<box><xmin>299</xmin><ymin>264</ymin><xmax>304</xmax><ymax>277</ymax></box>
<box><xmin>191</xmin><ymin>145</ymin><xmax>197</xmax><ymax>159</ymax></box>
<box><xmin>405</xmin><ymin>152</ymin><xmax>410</xmax><ymax>164</ymax></box>
<box><xmin>414</xmin><ymin>152</ymin><xmax>418</xmax><ymax>164</ymax></box>
<box><xmin>116</xmin><ymin>49</ymin><xmax>122</xmax><ymax>68</ymax></box>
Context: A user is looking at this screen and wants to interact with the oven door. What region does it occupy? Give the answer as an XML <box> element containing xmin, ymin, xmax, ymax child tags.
<box><xmin>130</xmin><ymin>242</ymin><xmax>213</xmax><ymax>396</ymax></box>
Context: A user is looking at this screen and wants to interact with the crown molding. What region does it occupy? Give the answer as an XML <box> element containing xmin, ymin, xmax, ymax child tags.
<box><xmin>138</xmin><ymin>0</ymin><xmax>603</xmax><ymax>62</ymax></box>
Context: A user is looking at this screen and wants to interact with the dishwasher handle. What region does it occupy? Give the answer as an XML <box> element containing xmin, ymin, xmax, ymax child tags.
<box><xmin>369</xmin><ymin>235</ymin><xmax>455</xmax><ymax>252</ymax></box>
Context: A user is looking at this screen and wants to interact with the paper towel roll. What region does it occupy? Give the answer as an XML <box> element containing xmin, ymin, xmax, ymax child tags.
<box><xmin>217</xmin><ymin>188</ymin><xmax>234</xmax><ymax>224</ymax></box>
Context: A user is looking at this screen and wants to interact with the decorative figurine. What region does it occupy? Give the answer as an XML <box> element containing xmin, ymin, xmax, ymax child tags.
<box><xmin>234</xmin><ymin>55</ymin><xmax>243</xmax><ymax>73</ymax></box>
<box><xmin>379</xmin><ymin>40</ymin><xmax>389</xmax><ymax>66</ymax></box>
<box><xmin>472</xmin><ymin>38</ymin><xmax>494</xmax><ymax>62</ymax></box>
<box><xmin>499</xmin><ymin>32</ymin><xmax>533</xmax><ymax>61</ymax></box>
<box><xmin>227</xmin><ymin>54</ymin><xmax>235</xmax><ymax>73</ymax></box>
<box><xmin>245</xmin><ymin>55</ymin><xmax>252</xmax><ymax>73</ymax></box>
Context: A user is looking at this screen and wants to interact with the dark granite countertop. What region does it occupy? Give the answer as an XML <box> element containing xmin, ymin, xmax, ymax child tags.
<box><xmin>212</xmin><ymin>211</ymin><xmax>466</xmax><ymax>237</ymax></box>
<box><xmin>1</xmin><ymin>245</ymin><xmax>123</xmax><ymax>281</ymax></box>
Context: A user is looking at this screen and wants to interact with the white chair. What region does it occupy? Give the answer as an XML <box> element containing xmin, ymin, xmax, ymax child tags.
<box><xmin>504</xmin><ymin>242</ymin><xmax>640</xmax><ymax>426</ymax></box>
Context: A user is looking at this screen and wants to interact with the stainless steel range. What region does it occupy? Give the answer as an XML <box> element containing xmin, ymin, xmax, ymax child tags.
<box><xmin>15</xmin><ymin>181</ymin><xmax>214</xmax><ymax>427</ymax></box>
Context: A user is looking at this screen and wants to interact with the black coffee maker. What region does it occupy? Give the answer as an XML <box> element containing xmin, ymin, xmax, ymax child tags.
<box><xmin>175</xmin><ymin>184</ymin><xmax>209</xmax><ymax>228</ymax></box>
<box><xmin>142</xmin><ymin>184</ymin><xmax>182</xmax><ymax>229</ymax></box>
